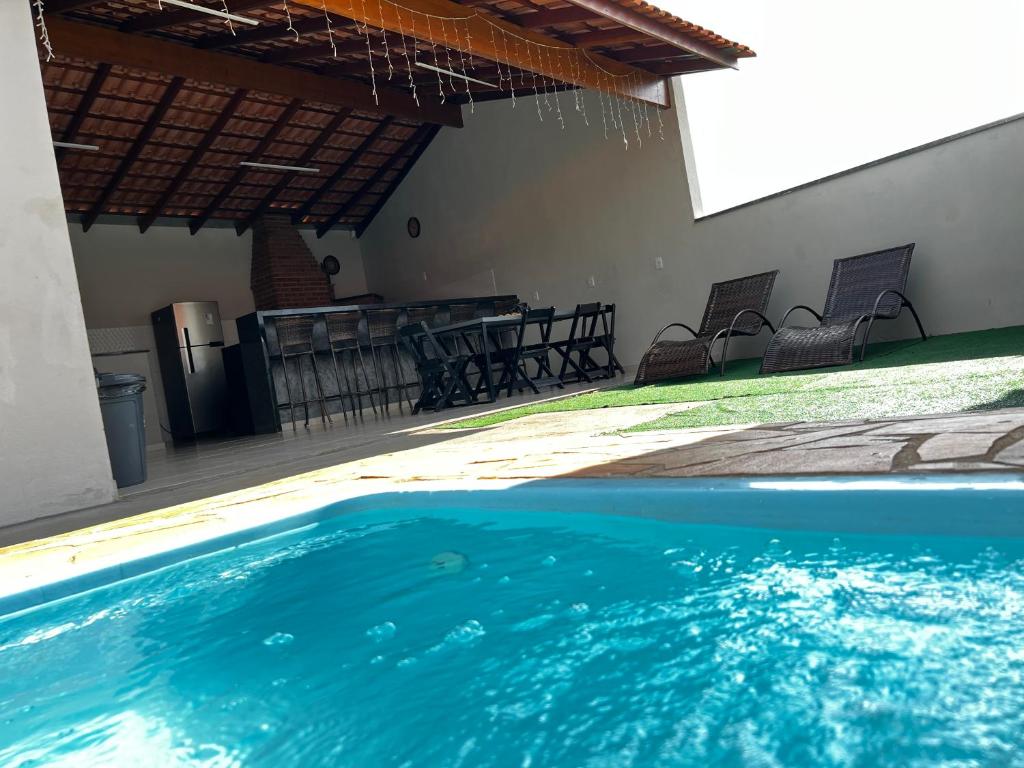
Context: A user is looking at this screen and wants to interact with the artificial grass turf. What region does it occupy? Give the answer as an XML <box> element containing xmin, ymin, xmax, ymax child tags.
<box><xmin>441</xmin><ymin>325</ymin><xmax>1024</xmax><ymax>432</ymax></box>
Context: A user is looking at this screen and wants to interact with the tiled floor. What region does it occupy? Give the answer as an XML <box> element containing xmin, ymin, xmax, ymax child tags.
<box><xmin>2</xmin><ymin>379</ymin><xmax>1024</xmax><ymax>599</ymax></box>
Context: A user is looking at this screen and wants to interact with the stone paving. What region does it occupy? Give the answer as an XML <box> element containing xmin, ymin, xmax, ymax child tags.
<box><xmin>2</xmin><ymin>402</ymin><xmax>1024</xmax><ymax>600</ymax></box>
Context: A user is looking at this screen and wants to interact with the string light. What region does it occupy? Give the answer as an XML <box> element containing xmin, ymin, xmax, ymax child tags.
<box><xmin>358</xmin><ymin>0</ymin><xmax>378</xmax><ymax>105</ymax></box>
<box><xmin>377</xmin><ymin>0</ymin><xmax>395</xmax><ymax>79</ymax></box>
<box><xmin>260</xmin><ymin>0</ymin><xmax>670</xmax><ymax>146</ymax></box>
<box><xmin>221</xmin><ymin>0</ymin><xmax>236</xmax><ymax>34</ymax></box>
<box><xmin>439</xmin><ymin>18</ymin><xmax>458</xmax><ymax>92</ymax></box>
<box><xmin>282</xmin><ymin>0</ymin><xmax>299</xmax><ymax>41</ymax></box>
<box><xmin>424</xmin><ymin>16</ymin><xmax>445</xmax><ymax>101</ymax></box>
<box><xmin>34</xmin><ymin>0</ymin><xmax>54</xmax><ymax>62</ymax></box>
<box><xmin>323</xmin><ymin>0</ymin><xmax>337</xmax><ymax>56</ymax></box>
<box><xmin>500</xmin><ymin>28</ymin><xmax>515</xmax><ymax>108</ymax></box>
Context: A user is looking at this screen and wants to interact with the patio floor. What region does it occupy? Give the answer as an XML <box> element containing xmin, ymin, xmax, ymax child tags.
<box><xmin>2</xmin><ymin>390</ymin><xmax>1023</xmax><ymax>600</ymax></box>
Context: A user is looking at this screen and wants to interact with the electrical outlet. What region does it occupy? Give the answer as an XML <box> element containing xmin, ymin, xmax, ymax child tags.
<box><xmin>533</xmin><ymin>291</ymin><xmax>540</xmax><ymax>302</ymax></box>
<box><xmin>655</xmin><ymin>256</ymin><xmax>664</xmax><ymax>270</ymax></box>
<box><xmin>422</xmin><ymin>271</ymin><xmax>428</xmax><ymax>282</ymax></box>
<box><xmin>587</xmin><ymin>275</ymin><xmax>596</xmax><ymax>288</ymax></box>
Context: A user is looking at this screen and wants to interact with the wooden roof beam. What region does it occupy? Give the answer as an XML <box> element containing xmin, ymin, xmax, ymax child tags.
<box><xmin>570</xmin><ymin>28</ymin><xmax>649</xmax><ymax>48</ymax></box>
<box><xmin>138</xmin><ymin>89</ymin><xmax>250</xmax><ymax>233</ymax></box>
<box><xmin>517</xmin><ymin>7</ymin><xmax>596</xmax><ymax>28</ymax></box>
<box><xmin>259</xmin><ymin>40</ymin><xmax>368</xmax><ymax>64</ymax></box>
<box><xmin>292</xmin><ymin>117</ymin><xmax>394</xmax><ymax>223</ymax></box>
<box><xmin>197</xmin><ymin>15</ymin><xmax>328</xmax><ymax>49</ymax></box>
<box><xmin>236</xmin><ymin>107</ymin><xmax>353</xmax><ymax>234</ymax></box>
<box><xmin>45</xmin><ymin>18</ymin><xmax>462</xmax><ymax>127</ymax></box>
<box><xmin>82</xmin><ymin>77</ymin><xmax>186</xmax><ymax>232</ymax></box>
<box><xmin>317</xmin><ymin>124</ymin><xmax>428</xmax><ymax>236</ymax></box>
<box><xmin>46</xmin><ymin>0</ymin><xmax>104</xmax><ymax>12</ymax></box>
<box><xmin>559</xmin><ymin>0</ymin><xmax>738</xmax><ymax>69</ymax></box>
<box><xmin>294</xmin><ymin>0</ymin><xmax>668</xmax><ymax>106</ymax></box>
<box><xmin>120</xmin><ymin>0</ymin><xmax>273</xmax><ymax>33</ymax></box>
<box><xmin>188</xmin><ymin>98</ymin><xmax>303</xmax><ymax>234</ymax></box>
<box><xmin>612</xmin><ymin>44</ymin><xmax>696</xmax><ymax>64</ymax></box>
<box><xmin>355</xmin><ymin>124</ymin><xmax>440</xmax><ymax>237</ymax></box>
<box><xmin>55</xmin><ymin>62</ymin><xmax>110</xmax><ymax>163</ymax></box>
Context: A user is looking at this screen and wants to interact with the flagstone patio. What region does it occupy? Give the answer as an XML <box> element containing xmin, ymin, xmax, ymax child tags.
<box><xmin>2</xmin><ymin>398</ymin><xmax>1023</xmax><ymax>603</ymax></box>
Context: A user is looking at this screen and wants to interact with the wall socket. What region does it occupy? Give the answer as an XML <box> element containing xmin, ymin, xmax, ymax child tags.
<box><xmin>422</xmin><ymin>271</ymin><xmax>428</xmax><ymax>282</ymax></box>
<box><xmin>655</xmin><ymin>256</ymin><xmax>664</xmax><ymax>270</ymax></box>
<box><xmin>587</xmin><ymin>275</ymin><xmax>596</xmax><ymax>288</ymax></box>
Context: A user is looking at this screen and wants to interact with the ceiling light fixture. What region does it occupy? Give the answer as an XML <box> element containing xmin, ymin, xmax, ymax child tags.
<box><xmin>415</xmin><ymin>62</ymin><xmax>496</xmax><ymax>89</ymax></box>
<box><xmin>240</xmin><ymin>161</ymin><xmax>321</xmax><ymax>173</ymax></box>
<box><xmin>157</xmin><ymin>0</ymin><xmax>260</xmax><ymax>26</ymax></box>
<box><xmin>53</xmin><ymin>141</ymin><xmax>100</xmax><ymax>151</ymax></box>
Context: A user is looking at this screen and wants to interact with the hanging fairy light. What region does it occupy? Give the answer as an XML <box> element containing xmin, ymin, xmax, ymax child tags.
<box><xmin>322</xmin><ymin>0</ymin><xmax>337</xmax><ymax>56</ymax></box>
<box><xmin>282</xmin><ymin>0</ymin><xmax>299</xmax><ymax>40</ymax></box>
<box><xmin>34</xmin><ymin>0</ymin><xmax>54</xmax><ymax>62</ymax></box>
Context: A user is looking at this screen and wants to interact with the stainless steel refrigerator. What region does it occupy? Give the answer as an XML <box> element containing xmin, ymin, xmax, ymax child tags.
<box><xmin>151</xmin><ymin>302</ymin><xmax>228</xmax><ymax>439</ymax></box>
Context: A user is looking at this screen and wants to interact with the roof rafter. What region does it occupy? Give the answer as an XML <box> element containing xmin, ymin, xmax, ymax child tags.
<box><xmin>317</xmin><ymin>124</ymin><xmax>430</xmax><ymax>236</ymax></box>
<box><xmin>197</xmin><ymin>15</ymin><xmax>327</xmax><ymax>49</ymax></box>
<box><xmin>292</xmin><ymin>117</ymin><xmax>394</xmax><ymax>224</ymax></box>
<box><xmin>82</xmin><ymin>76</ymin><xmax>186</xmax><ymax>232</ymax></box>
<box><xmin>45</xmin><ymin>18</ymin><xmax>462</xmax><ymax>127</ymax></box>
<box><xmin>355</xmin><ymin>124</ymin><xmax>440</xmax><ymax>237</ymax></box>
<box><xmin>296</xmin><ymin>0</ymin><xmax>668</xmax><ymax>106</ymax></box>
<box><xmin>236</xmin><ymin>107</ymin><xmax>354</xmax><ymax>234</ymax></box>
<box><xmin>55</xmin><ymin>62</ymin><xmax>110</xmax><ymax>163</ymax></box>
<box><xmin>517</xmin><ymin>7</ymin><xmax>597</xmax><ymax>28</ymax></box>
<box><xmin>138</xmin><ymin>88</ymin><xmax>250</xmax><ymax>233</ymax></box>
<box><xmin>259</xmin><ymin>40</ymin><xmax>368</xmax><ymax>64</ymax></box>
<box><xmin>188</xmin><ymin>98</ymin><xmax>304</xmax><ymax>234</ymax></box>
<box><xmin>120</xmin><ymin>0</ymin><xmax>273</xmax><ymax>33</ymax></box>
<box><xmin>559</xmin><ymin>0</ymin><xmax>738</xmax><ymax>69</ymax></box>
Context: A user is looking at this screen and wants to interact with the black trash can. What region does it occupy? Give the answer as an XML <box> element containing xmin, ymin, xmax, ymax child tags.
<box><xmin>96</xmin><ymin>373</ymin><xmax>148</xmax><ymax>488</ymax></box>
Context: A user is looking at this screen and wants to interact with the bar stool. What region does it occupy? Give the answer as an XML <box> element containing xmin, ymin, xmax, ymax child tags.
<box><xmin>365</xmin><ymin>308</ymin><xmax>414</xmax><ymax>414</ymax></box>
<box><xmin>405</xmin><ymin>305</ymin><xmax>442</xmax><ymax>328</ymax></box>
<box><xmin>326</xmin><ymin>311</ymin><xmax>377</xmax><ymax>418</ymax></box>
<box><xmin>267</xmin><ymin>315</ymin><xmax>332</xmax><ymax>429</ymax></box>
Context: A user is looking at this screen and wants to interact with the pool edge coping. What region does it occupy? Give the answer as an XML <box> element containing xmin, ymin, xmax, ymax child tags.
<box><xmin>3</xmin><ymin>474</ymin><xmax>1024</xmax><ymax>618</ymax></box>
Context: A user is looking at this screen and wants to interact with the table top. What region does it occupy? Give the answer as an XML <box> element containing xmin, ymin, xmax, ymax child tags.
<box><xmin>404</xmin><ymin>307</ymin><xmax>611</xmax><ymax>337</ymax></box>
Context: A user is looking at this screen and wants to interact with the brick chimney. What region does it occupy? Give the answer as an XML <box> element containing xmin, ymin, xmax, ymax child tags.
<box><xmin>250</xmin><ymin>215</ymin><xmax>334</xmax><ymax>310</ymax></box>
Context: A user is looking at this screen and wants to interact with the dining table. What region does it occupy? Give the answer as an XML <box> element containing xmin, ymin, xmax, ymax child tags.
<box><xmin>401</xmin><ymin>305</ymin><xmax>623</xmax><ymax>411</ymax></box>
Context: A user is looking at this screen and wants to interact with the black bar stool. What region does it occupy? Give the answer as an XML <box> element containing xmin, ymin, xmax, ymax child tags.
<box><xmin>365</xmin><ymin>308</ymin><xmax>414</xmax><ymax>414</ymax></box>
<box><xmin>326</xmin><ymin>311</ymin><xmax>377</xmax><ymax>418</ymax></box>
<box><xmin>267</xmin><ymin>315</ymin><xmax>332</xmax><ymax>429</ymax></box>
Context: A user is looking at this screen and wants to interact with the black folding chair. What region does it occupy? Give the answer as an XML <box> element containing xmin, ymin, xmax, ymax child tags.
<box><xmin>518</xmin><ymin>307</ymin><xmax>563</xmax><ymax>391</ymax></box>
<box><xmin>399</xmin><ymin>322</ymin><xmax>474</xmax><ymax>414</ymax></box>
<box><xmin>551</xmin><ymin>302</ymin><xmax>605</xmax><ymax>384</ymax></box>
<box><xmin>469</xmin><ymin>311</ymin><xmax>530</xmax><ymax>400</ymax></box>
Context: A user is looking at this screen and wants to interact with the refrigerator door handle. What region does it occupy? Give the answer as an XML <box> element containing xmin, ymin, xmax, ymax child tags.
<box><xmin>183</xmin><ymin>328</ymin><xmax>196</xmax><ymax>374</ymax></box>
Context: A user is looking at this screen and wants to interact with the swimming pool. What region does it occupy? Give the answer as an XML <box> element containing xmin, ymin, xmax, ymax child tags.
<box><xmin>2</xmin><ymin>477</ymin><xmax>1023</xmax><ymax>766</ymax></box>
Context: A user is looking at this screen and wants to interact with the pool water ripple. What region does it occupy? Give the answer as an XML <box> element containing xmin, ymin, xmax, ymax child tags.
<box><xmin>2</xmin><ymin>511</ymin><xmax>1024</xmax><ymax>766</ymax></box>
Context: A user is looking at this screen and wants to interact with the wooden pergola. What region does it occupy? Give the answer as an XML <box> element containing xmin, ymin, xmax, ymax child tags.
<box><xmin>38</xmin><ymin>0</ymin><xmax>753</xmax><ymax>236</ymax></box>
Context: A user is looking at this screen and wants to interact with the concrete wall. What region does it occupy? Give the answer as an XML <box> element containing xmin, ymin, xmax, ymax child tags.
<box><xmin>359</xmin><ymin>81</ymin><xmax>1024</xmax><ymax>367</ymax></box>
<box><xmin>0</xmin><ymin>1</ymin><xmax>117</xmax><ymax>525</ymax></box>
<box><xmin>70</xmin><ymin>222</ymin><xmax>368</xmax><ymax>343</ymax></box>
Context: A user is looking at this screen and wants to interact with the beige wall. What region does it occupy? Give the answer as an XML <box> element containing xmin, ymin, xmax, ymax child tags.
<box><xmin>70</xmin><ymin>223</ymin><xmax>368</xmax><ymax>342</ymax></box>
<box><xmin>359</xmin><ymin>81</ymin><xmax>1024</xmax><ymax>367</ymax></box>
<box><xmin>0</xmin><ymin>1</ymin><xmax>117</xmax><ymax>526</ymax></box>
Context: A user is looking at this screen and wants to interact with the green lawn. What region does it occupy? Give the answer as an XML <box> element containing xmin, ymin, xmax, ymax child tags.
<box><xmin>441</xmin><ymin>326</ymin><xmax>1024</xmax><ymax>432</ymax></box>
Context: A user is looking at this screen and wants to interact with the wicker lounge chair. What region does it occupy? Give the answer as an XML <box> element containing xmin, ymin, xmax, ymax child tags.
<box><xmin>760</xmin><ymin>243</ymin><xmax>926</xmax><ymax>374</ymax></box>
<box><xmin>634</xmin><ymin>270</ymin><xmax>779</xmax><ymax>385</ymax></box>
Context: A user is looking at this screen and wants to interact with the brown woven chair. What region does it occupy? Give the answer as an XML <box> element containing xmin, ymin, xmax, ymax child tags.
<box><xmin>760</xmin><ymin>243</ymin><xmax>925</xmax><ymax>374</ymax></box>
<box><xmin>634</xmin><ymin>270</ymin><xmax>779</xmax><ymax>385</ymax></box>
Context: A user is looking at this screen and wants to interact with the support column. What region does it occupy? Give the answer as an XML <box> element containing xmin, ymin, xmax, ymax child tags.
<box><xmin>0</xmin><ymin>2</ymin><xmax>117</xmax><ymax>526</ymax></box>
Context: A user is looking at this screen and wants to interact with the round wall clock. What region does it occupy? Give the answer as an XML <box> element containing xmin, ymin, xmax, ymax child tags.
<box><xmin>407</xmin><ymin>216</ymin><xmax>421</xmax><ymax>238</ymax></box>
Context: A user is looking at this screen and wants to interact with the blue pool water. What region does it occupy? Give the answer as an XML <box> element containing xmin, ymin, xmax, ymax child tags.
<box><xmin>3</xmin><ymin>503</ymin><xmax>1024</xmax><ymax>766</ymax></box>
